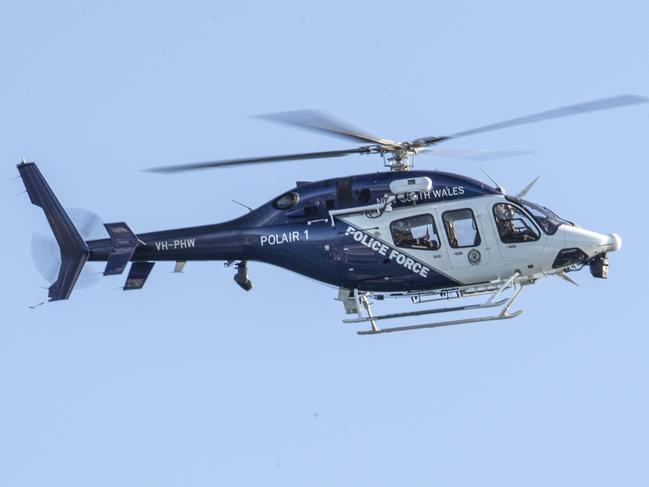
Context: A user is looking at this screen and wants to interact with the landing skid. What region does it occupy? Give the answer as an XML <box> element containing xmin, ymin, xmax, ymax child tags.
<box><xmin>341</xmin><ymin>274</ymin><xmax>525</xmax><ymax>336</ymax></box>
<box><xmin>343</xmin><ymin>297</ymin><xmax>509</xmax><ymax>324</ymax></box>
<box><xmin>357</xmin><ymin>309</ymin><xmax>523</xmax><ymax>335</ymax></box>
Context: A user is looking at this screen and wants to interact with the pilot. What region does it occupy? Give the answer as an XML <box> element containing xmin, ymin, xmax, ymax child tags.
<box><xmin>495</xmin><ymin>204</ymin><xmax>535</xmax><ymax>242</ymax></box>
<box><xmin>495</xmin><ymin>204</ymin><xmax>516</xmax><ymax>241</ymax></box>
<box><xmin>495</xmin><ymin>203</ymin><xmax>515</xmax><ymax>221</ymax></box>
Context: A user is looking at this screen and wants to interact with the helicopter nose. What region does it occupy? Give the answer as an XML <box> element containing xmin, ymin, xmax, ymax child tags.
<box><xmin>606</xmin><ymin>233</ymin><xmax>622</xmax><ymax>252</ymax></box>
<box><xmin>561</xmin><ymin>226</ymin><xmax>622</xmax><ymax>256</ymax></box>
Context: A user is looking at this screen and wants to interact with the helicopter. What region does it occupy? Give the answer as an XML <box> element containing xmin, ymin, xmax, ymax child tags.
<box><xmin>17</xmin><ymin>95</ymin><xmax>646</xmax><ymax>334</ymax></box>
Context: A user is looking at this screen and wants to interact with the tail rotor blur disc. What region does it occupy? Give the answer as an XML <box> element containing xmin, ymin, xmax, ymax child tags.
<box><xmin>30</xmin><ymin>208</ymin><xmax>106</xmax><ymax>288</ymax></box>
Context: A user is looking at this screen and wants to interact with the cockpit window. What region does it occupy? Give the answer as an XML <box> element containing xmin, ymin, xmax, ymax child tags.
<box><xmin>273</xmin><ymin>191</ymin><xmax>299</xmax><ymax>210</ymax></box>
<box><xmin>493</xmin><ymin>203</ymin><xmax>540</xmax><ymax>243</ymax></box>
<box><xmin>509</xmin><ymin>197</ymin><xmax>571</xmax><ymax>235</ymax></box>
<box><xmin>390</xmin><ymin>214</ymin><xmax>441</xmax><ymax>250</ymax></box>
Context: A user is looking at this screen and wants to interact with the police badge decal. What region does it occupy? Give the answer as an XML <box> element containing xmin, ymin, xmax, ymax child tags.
<box><xmin>468</xmin><ymin>249</ymin><xmax>481</xmax><ymax>265</ymax></box>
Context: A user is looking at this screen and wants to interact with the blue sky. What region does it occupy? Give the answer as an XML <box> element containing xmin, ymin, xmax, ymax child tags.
<box><xmin>1</xmin><ymin>1</ymin><xmax>648</xmax><ymax>485</ymax></box>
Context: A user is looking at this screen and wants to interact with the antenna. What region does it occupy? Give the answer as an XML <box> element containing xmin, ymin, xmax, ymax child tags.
<box><xmin>232</xmin><ymin>199</ymin><xmax>253</xmax><ymax>212</ymax></box>
<box><xmin>480</xmin><ymin>168</ymin><xmax>506</xmax><ymax>193</ymax></box>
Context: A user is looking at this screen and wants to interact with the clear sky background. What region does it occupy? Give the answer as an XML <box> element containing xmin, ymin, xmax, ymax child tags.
<box><xmin>1</xmin><ymin>1</ymin><xmax>648</xmax><ymax>486</ymax></box>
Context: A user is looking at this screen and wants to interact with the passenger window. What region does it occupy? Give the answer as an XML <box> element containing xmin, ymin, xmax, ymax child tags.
<box><xmin>493</xmin><ymin>203</ymin><xmax>540</xmax><ymax>243</ymax></box>
<box><xmin>443</xmin><ymin>209</ymin><xmax>481</xmax><ymax>248</ymax></box>
<box><xmin>390</xmin><ymin>214</ymin><xmax>441</xmax><ymax>251</ymax></box>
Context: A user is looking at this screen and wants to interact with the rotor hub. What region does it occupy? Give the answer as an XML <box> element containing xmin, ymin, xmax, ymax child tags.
<box><xmin>381</xmin><ymin>148</ymin><xmax>416</xmax><ymax>171</ymax></box>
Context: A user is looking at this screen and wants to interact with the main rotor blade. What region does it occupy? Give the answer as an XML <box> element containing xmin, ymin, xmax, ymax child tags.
<box><xmin>257</xmin><ymin>110</ymin><xmax>398</xmax><ymax>147</ymax></box>
<box><xmin>147</xmin><ymin>147</ymin><xmax>372</xmax><ymax>173</ymax></box>
<box><xmin>413</xmin><ymin>94</ymin><xmax>649</xmax><ymax>145</ymax></box>
<box><xmin>421</xmin><ymin>148</ymin><xmax>535</xmax><ymax>161</ymax></box>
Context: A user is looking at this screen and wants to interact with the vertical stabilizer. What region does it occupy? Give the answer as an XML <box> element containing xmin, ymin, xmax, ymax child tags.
<box><xmin>18</xmin><ymin>162</ymin><xmax>90</xmax><ymax>301</ymax></box>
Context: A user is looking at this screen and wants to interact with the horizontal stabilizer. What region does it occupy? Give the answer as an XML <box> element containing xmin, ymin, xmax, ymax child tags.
<box><xmin>124</xmin><ymin>262</ymin><xmax>155</xmax><ymax>290</ymax></box>
<box><xmin>104</xmin><ymin>222</ymin><xmax>139</xmax><ymax>275</ymax></box>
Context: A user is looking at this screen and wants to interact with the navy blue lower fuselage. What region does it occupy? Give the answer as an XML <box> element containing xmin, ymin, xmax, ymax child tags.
<box><xmin>87</xmin><ymin>170</ymin><xmax>501</xmax><ymax>292</ymax></box>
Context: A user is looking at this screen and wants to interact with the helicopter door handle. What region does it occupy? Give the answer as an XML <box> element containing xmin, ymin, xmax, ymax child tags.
<box><xmin>454</xmin><ymin>251</ymin><xmax>463</xmax><ymax>256</ymax></box>
<box><xmin>507</xmin><ymin>244</ymin><xmax>517</xmax><ymax>249</ymax></box>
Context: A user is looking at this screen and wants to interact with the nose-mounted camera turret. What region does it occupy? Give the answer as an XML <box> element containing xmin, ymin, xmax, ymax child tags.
<box><xmin>589</xmin><ymin>254</ymin><xmax>608</xmax><ymax>279</ymax></box>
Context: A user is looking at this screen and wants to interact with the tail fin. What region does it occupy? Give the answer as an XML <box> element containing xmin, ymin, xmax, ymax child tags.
<box><xmin>18</xmin><ymin>162</ymin><xmax>90</xmax><ymax>301</ymax></box>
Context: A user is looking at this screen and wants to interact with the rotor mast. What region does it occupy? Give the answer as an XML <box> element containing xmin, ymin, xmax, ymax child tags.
<box><xmin>380</xmin><ymin>147</ymin><xmax>415</xmax><ymax>171</ymax></box>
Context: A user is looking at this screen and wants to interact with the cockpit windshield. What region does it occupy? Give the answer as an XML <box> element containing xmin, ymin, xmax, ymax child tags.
<box><xmin>507</xmin><ymin>197</ymin><xmax>572</xmax><ymax>235</ymax></box>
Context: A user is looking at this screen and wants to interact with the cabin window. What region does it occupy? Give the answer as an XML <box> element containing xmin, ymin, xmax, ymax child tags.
<box><xmin>443</xmin><ymin>209</ymin><xmax>481</xmax><ymax>248</ymax></box>
<box><xmin>493</xmin><ymin>203</ymin><xmax>540</xmax><ymax>243</ymax></box>
<box><xmin>272</xmin><ymin>191</ymin><xmax>299</xmax><ymax>210</ymax></box>
<box><xmin>390</xmin><ymin>214</ymin><xmax>441</xmax><ymax>251</ymax></box>
<box><xmin>336</xmin><ymin>178</ymin><xmax>353</xmax><ymax>205</ymax></box>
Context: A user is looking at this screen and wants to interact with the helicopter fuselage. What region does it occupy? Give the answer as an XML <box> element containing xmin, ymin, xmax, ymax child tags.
<box><xmin>86</xmin><ymin>170</ymin><xmax>621</xmax><ymax>293</ymax></box>
<box><xmin>19</xmin><ymin>93</ymin><xmax>643</xmax><ymax>328</ymax></box>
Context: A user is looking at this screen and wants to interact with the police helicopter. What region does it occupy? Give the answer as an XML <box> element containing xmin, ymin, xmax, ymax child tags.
<box><xmin>18</xmin><ymin>95</ymin><xmax>646</xmax><ymax>334</ymax></box>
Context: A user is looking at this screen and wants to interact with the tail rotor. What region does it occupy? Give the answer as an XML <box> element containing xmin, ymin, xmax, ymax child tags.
<box><xmin>31</xmin><ymin>208</ymin><xmax>105</xmax><ymax>289</ymax></box>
